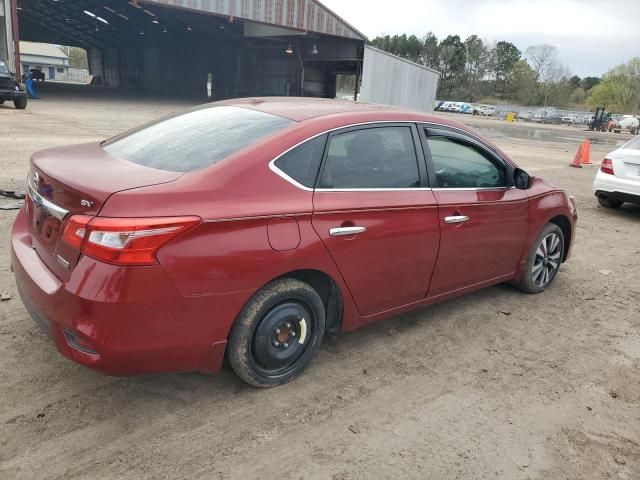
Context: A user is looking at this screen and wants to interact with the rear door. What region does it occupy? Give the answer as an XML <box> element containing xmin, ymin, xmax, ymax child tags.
<box><xmin>420</xmin><ymin>126</ymin><xmax>529</xmax><ymax>298</ymax></box>
<box><xmin>312</xmin><ymin>123</ymin><xmax>440</xmax><ymax>317</ymax></box>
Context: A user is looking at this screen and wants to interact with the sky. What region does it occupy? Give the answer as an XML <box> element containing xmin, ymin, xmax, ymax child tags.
<box><xmin>321</xmin><ymin>0</ymin><xmax>640</xmax><ymax>77</ymax></box>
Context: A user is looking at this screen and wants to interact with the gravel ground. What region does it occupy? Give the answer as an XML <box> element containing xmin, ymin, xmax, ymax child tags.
<box><xmin>1</xmin><ymin>86</ymin><xmax>639</xmax><ymax>480</ymax></box>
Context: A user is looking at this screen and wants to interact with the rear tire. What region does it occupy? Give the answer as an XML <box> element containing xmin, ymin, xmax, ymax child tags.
<box><xmin>598</xmin><ymin>197</ymin><xmax>623</xmax><ymax>209</ymax></box>
<box><xmin>13</xmin><ymin>97</ymin><xmax>27</xmax><ymax>110</ymax></box>
<box><xmin>514</xmin><ymin>223</ymin><xmax>564</xmax><ymax>294</ymax></box>
<box><xmin>227</xmin><ymin>278</ymin><xmax>325</xmax><ymax>388</ymax></box>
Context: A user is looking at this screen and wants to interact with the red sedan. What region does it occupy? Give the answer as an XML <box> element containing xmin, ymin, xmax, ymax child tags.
<box><xmin>11</xmin><ymin>98</ymin><xmax>577</xmax><ymax>387</ymax></box>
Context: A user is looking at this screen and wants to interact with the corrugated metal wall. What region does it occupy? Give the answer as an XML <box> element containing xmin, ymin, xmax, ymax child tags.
<box><xmin>360</xmin><ymin>46</ymin><xmax>440</xmax><ymax>114</ymax></box>
<box><xmin>146</xmin><ymin>0</ymin><xmax>365</xmax><ymax>40</ymax></box>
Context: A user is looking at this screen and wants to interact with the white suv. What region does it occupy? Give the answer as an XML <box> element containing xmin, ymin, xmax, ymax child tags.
<box><xmin>593</xmin><ymin>136</ymin><xmax>640</xmax><ymax>208</ymax></box>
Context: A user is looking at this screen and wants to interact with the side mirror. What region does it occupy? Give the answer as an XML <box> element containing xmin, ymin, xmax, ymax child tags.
<box><xmin>514</xmin><ymin>168</ymin><xmax>531</xmax><ymax>190</ymax></box>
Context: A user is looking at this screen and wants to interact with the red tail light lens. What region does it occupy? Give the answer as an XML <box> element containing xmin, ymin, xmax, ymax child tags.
<box><xmin>600</xmin><ymin>158</ymin><xmax>615</xmax><ymax>175</ymax></box>
<box><xmin>62</xmin><ymin>216</ymin><xmax>201</xmax><ymax>265</ymax></box>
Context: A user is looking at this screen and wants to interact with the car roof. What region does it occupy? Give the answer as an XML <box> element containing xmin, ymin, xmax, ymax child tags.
<box><xmin>216</xmin><ymin>97</ymin><xmax>431</xmax><ymax>123</ymax></box>
<box><xmin>211</xmin><ymin>97</ymin><xmax>510</xmax><ymax>161</ymax></box>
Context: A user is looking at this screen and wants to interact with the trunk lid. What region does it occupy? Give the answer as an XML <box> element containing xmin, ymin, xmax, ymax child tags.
<box><xmin>612</xmin><ymin>148</ymin><xmax>640</xmax><ymax>181</ymax></box>
<box><xmin>26</xmin><ymin>142</ymin><xmax>182</xmax><ymax>280</ymax></box>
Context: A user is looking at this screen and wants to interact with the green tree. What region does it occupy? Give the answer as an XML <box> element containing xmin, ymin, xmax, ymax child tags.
<box><xmin>491</xmin><ymin>41</ymin><xmax>521</xmax><ymax>97</ymax></box>
<box><xmin>60</xmin><ymin>46</ymin><xmax>88</xmax><ymax>69</ymax></box>
<box><xmin>421</xmin><ymin>32</ymin><xmax>440</xmax><ymax>70</ymax></box>
<box><xmin>568</xmin><ymin>75</ymin><xmax>582</xmax><ymax>90</ymax></box>
<box><xmin>581</xmin><ymin>76</ymin><xmax>601</xmax><ymax>91</ymax></box>
<box><xmin>587</xmin><ymin>58</ymin><xmax>640</xmax><ymax>113</ymax></box>
<box><xmin>505</xmin><ymin>60</ymin><xmax>537</xmax><ymax>104</ymax></box>
<box><xmin>464</xmin><ymin>35</ymin><xmax>488</xmax><ymax>102</ymax></box>
<box><xmin>438</xmin><ymin>35</ymin><xmax>467</xmax><ymax>97</ymax></box>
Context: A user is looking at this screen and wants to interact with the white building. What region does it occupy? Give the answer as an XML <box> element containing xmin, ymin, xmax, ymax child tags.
<box><xmin>20</xmin><ymin>41</ymin><xmax>69</xmax><ymax>81</ymax></box>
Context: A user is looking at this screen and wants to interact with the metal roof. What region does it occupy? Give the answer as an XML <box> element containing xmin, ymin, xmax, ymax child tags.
<box><xmin>144</xmin><ymin>0</ymin><xmax>367</xmax><ymax>41</ymax></box>
<box><xmin>19</xmin><ymin>41</ymin><xmax>69</xmax><ymax>59</ymax></box>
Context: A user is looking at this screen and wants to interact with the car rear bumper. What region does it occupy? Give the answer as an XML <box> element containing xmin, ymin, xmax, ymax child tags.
<box><xmin>11</xmin><ymin>206</ymin><xmax>245</xmax><ymax>376</ymax></box>
<box><xmin>593</xmin><ymin>171</ymin><xmax>640</xmax><ymax>204</ymax></box>
<box><xmin>595</xmin><ymin>190</ymin><xmax>640</xmax><ymax>205</ymax></box>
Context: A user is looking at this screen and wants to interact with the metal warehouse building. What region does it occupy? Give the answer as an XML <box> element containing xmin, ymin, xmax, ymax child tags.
<box><xmin>1</xmin><ymin>0</ymin><xmax>439</xmax><ymax>110</ymax></box>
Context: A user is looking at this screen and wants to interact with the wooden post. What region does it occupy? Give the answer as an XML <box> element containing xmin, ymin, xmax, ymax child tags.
<box><xmin>10</xmin><ymin>0</ymin><xmax>21</xmax><ymax>79</ymax></box>
<box><xmin>354</xmin><ymin>61</ymin><xmax>360</xmax><ymax>102</ymax></box>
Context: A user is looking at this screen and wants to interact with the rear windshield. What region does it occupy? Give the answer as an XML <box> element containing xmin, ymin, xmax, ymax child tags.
<box><xmin>0</xmin><ymin>63</ymin><xmax>9</xmax><ymax>74</ymax></box>
<box><xmin>625</xmin><ymin>136</ymin><xmax>640</xmax><ymax>150</ymax></box>
<box><xmin>103</xmin><ymin>106</ymin><xmax>293</xmax><ymax>172</ymax></box>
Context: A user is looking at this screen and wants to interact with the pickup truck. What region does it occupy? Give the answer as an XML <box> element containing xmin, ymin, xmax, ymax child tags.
<box><xmin>0</xmin><ymin>61</ymin><xmax>28</xmax><ymax>109</ymax></box>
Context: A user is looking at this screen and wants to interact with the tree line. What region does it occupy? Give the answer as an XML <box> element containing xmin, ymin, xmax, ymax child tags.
<box><xmin>369</xmin><ymin>33</ymin><xmax>640</xmax><ymax>114</ymax></box>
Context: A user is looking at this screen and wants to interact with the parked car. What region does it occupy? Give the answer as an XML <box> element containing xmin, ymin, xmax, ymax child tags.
<box><xmin>12</xmin><ymin>98</ymin><xmax>578</xmax><ymax>387</ymax></box>
<box><xmin>477</xmin><ymin>106</ymin><xmax>496</xmax><ymax>117</ymax></box>
<box><xmin>0</xmin><ymin>61</ymin><xmax>28</xmax><ymax>109</ymax></box>
<box><xmin>30</xmin><ymin>69</ymin><xmax>45</xmax><ymax>82</ymax></box>
<box><xmin>532</xmin><ymin>108</ymin><xmax>557</xmax><ymax>124</ymax></box>
<box><xmin>560</xmin><ymin>114</ymin><xmax>579</xmax><ymax>125</ymax></box>
<box><xmin>619</xmin><ymin>116</ymin><xmax>640</xmax><ymax>135</ymax></box>
<box><xmin>593</xmin><ymin>135</ymin><xmax>640</xmax><ymax>209</ymax></box>
<box><xmin>517</xmin><ymin>111</ymin><xmax>535</xmax><ymax>122</ymax></box>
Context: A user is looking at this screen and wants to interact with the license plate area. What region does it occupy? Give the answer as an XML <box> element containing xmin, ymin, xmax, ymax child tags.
<box><xmin>31</xmin><ymin>199</ymin><xmax>63</xmax><ymax>254</ymax></box>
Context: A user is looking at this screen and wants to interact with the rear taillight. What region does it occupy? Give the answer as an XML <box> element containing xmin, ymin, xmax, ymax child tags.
<box><xmin>600</xmin><ymin>158</ymin><xmax>615</xmax><ymax>175</ymax></box>
<box><xmin>62</xmin><ymin>216</ymin><xmax>201</xmax><ymax>265</ymax></box>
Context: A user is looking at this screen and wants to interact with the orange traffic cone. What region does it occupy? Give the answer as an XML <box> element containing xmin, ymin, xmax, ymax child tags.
<box><xmin>580</xmin><ymin>140</ymin><xmax>592</xmax><ymax>165</ymax></box>
<box><xmin>570</xmin><ymin>142</ymin><xmax>583</xmax><ymax>168</ymax></box>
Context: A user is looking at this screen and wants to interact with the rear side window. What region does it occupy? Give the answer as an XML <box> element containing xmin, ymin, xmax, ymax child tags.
<box><xmin>319</xmin><ymin>127</ymin><xmax>420</xmax><ymax>189</ymax></box>
<box><xmin>274</xmin><ymin>134</ymin><xmax>327</xmax><ymax>188</ymax></box>
<box><xmin>625</xmin><ymin>136</ymin><xmax>640</xmax><ymax>150</ymax></box>
<box><xmin>103</xmin><ymin>106</ymin><xmax>293</xmax><ymax>172</ymax></box>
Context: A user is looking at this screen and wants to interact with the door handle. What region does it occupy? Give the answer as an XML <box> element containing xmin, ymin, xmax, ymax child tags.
<box><xmin>444</xmin><ymin>215</ymin><xmax>470</xmax><ymax>224</ymax></box>
<box><xmin>329</xmin><ymin>226</ymin><xmax>367</xmax><ymax>237</ymax></box>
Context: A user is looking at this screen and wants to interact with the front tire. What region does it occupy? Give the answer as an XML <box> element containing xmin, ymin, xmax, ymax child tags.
<box><xmin>515</xmin><ymin>223</ymin><xmax>564</xmax><ymax>294</ymax></box>
<box><xmin>227</xmin><ymin>278</ymin><xmax>326</xmax><ymax>388</ymax></box>
<box><xmin>14</xmin><ymin>97</ymin><xmax>27</xmax><ymax>110</ymax></box>
<box><xmin>598</xmin><ymin>197</ymin><xmax>623</xmax><ymax>209</ymax></box>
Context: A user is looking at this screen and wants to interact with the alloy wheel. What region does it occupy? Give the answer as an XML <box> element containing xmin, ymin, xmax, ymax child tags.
<box><xmin>532</xmin><ymin>233</ymin><xmax>562</xmax><ymax>288</ymax></box>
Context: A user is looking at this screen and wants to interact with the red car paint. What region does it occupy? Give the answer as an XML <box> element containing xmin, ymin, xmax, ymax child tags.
<box><xmin>11</xmin><ymin>98</ymin><xmax>577</xmax><ymax>376</ymax></box>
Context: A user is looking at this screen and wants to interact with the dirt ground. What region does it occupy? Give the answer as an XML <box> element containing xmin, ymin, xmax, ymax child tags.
<box><xmin>1</xmin><ymin>86</ymin><xmax>639</xmax><ymax>480</ymax></box>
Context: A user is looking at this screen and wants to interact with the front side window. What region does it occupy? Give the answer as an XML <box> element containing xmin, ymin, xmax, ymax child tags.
<box><xmin>103</xmin><ymin>106</ymin><xmax>293</xmax><ymax>173</ymax></box>
<box><xmin>426</xmin><ymin>136</ymin><xmax>506</xmax><ymax>188</ymax></box>
<box><xmin>320</xmin><ymin>127</ymin><xmax>420</xmax><ymax>189</ymax></box>
<box><xmin>0</xmin><ymin>62</ymin><xmax>9</xmax><ymax>75</ymax></box>
<box><xmin>274</xmin><ymin>134</ymin><xmax>327</xmax><ymax>188</ymax></box>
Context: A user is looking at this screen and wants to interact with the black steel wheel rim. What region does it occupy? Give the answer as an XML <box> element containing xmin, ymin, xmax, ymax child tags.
<box><xmin>250</xmin><ymin>301</ymin><xmax>315</xmax><ymax>377</ymax></box>
<box><xmin>532</xmin><ymin>232</ymin><xmax>562</xmax><ymax>288</ymax></box>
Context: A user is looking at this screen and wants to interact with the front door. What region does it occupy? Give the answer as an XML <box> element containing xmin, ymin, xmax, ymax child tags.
<box><xmin>421</xmin><ymin>127</ymin><xmax>529</xmax><ymax>297</ymax></box>
<box><xmin>48</xmin><ymin>67</ymin><xmax>55</xmax><ymax>80</ymax></box>
<box><xmin>312</xmin><ymin>124</ymin><xmax>440</xmax><ymax>317</ymax></box>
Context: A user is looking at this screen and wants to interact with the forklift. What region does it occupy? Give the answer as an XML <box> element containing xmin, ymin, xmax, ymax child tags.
<box><xmin>589</xmin><ymin>107</ymin><xmax>612</xmax><ymax>132</ymax></box>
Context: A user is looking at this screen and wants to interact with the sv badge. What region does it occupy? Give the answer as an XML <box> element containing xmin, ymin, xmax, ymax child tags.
<box><xmin>80</xmin><ymin>199</ymin><xmax>94</xmax><ymax>208</ymax></box>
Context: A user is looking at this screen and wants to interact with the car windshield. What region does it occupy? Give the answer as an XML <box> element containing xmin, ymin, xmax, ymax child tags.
<box><xmin>0</xmin><ymin>63</ymin><xmax>9</xmax><ymax>75</ymax></box>
<box><xmin>103</xmin><ymin>106</ymin><xmax>294</xmax><ymax>172</ymax></box>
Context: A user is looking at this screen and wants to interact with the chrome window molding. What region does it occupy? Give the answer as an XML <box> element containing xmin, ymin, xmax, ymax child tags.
<box><xmin>315</xmin><ymin>188</ymin><xmax>431</xmax><ymax>192</ymax></box>
<box><xmin>268</xmin><ymin>120</ymin><xmax>515</xmax><ymax>193</ymax></box>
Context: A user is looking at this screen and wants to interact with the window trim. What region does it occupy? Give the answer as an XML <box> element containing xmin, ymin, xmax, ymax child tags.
<box><xmin>316</xmin><ymin>122</ymin><xmax>428</xmax><ymax>191</ymax></box>
<box><xmin>272</xmin><ymin>133</ymin><xmax>328</xmax><ymax>190</ymax></box>
<box><xmin>269</xmin><ymin>120</ymin><xmax>517</xmax><ymax>192</ymax></box>
<box><xmin>419</xmin><ymin>126</ymin><xmax>515</xmax><ymax>190</ymax></box>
